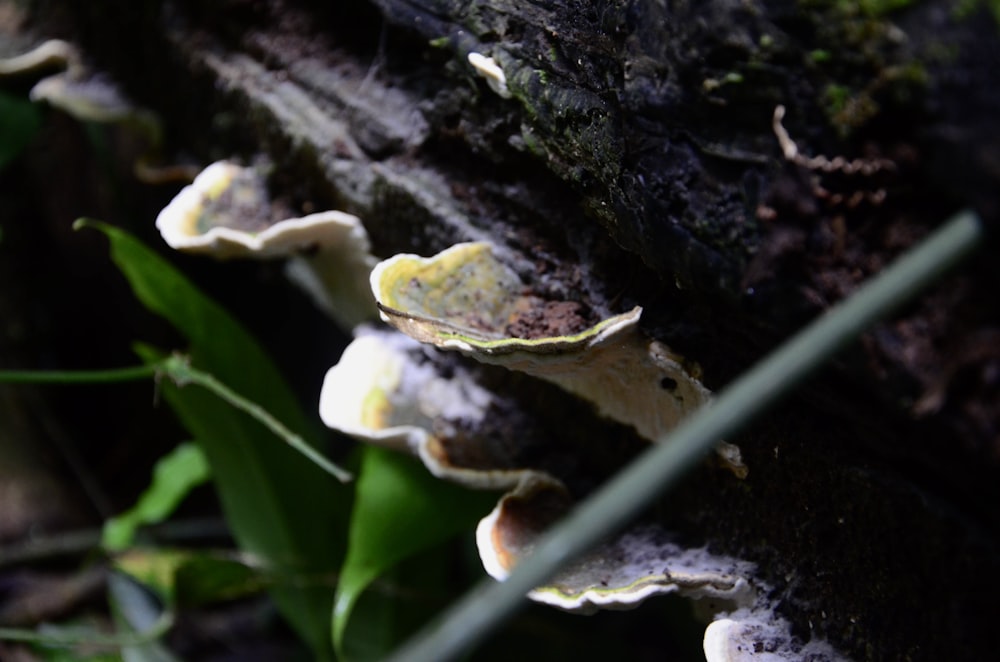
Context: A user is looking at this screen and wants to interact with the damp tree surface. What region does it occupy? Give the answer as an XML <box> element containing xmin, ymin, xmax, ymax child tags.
<box><xmin>3</xmin><ymin>0</ymin><xmax>999</xmax><ymax>660</ymax></box>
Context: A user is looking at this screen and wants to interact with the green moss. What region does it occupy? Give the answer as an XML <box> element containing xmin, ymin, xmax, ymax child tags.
<box><xmin>518</xmin><ymin>125</ymin><xmax>548</xmax><ymax>158</ymax></box>
<box><xmin>954</xmin><ymin>0</ymin><xmax>1000</xmax><ymax>24</ymax></box>
<box><xmin>857</xmin><ymin>0</ymin><xmax>917</xmax><ymax>16</ymax></box>
<box><xmin>809</xmin><ymin>49</ymin><xmax>832</xmax><ymax>63</ymax></box>
<box><xmin>823</xmin><ymin>85</ymin><xmax>880</xmax><ymax>136</ymax></box>
<box><xmin>796</xmin><ymin>0</ymin><xmax>934</xmax><ymax>136</ymax></box>
<box><xmin>822</xmin><ymin>83</ymin><xmax>851</xmax><ymax>117</ymax></box>
<box><xmin>820</xmin><ymin>62</ymin><xmax>927</xmax><ymax>137</ymax></box>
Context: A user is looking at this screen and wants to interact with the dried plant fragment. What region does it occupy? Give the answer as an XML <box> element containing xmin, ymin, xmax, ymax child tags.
<box><xmin>770</xmin><ymin>104</ymin><xmax>894</xmax><ymax>209</ymax></box>
<box><xmin>155</xmin><ymin>160</ymin><xmax>377</xmax><ymax>330</ymax></box>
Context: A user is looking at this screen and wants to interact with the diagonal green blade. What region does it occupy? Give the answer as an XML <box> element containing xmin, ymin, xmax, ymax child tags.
<box><xmin>333</xmin><ymin>446</ymin><xmax>496</xmax><ymax>659</ymax></box>
<box><xmin>80</xmin><ymin>220</ymin><xmax>349</xmax><ymax>659</ymax></box>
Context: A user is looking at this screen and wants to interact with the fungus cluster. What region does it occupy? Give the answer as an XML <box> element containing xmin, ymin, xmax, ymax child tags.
<box><xmin>147</xmin><ymin>150</ymin><xmax>756</xmax><ymax>617</ymax></box>
<box><xmin>5</xmin><ymin>30</ymin><xmax>840</xmax><ymax>655</ymax></box>
<box><xmin>140</xmin><ymin>147</ymin><xmax>775</xmax><ymax>652</ymax></box>
<box><xmin>0</xmin><ymin>15</ymin><xmax>872</xmax><ymax>653</ymax></box>
<box><xmin>0</xmin><ymin>40</ymin><xmax>189</xmax><ymax>183</ymax></box>
<box><xmin>371</xmin><ymin>242</ymin><xmax>746</xmax><ymax>474</ymax></box>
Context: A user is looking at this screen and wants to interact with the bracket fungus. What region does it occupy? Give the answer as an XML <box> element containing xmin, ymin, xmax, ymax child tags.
<box><xmin>341</xmin><ymin>240</ymin><xmax>761</xmax><ymax>618</ymax></box>
<box><xmin>370</xmin><ymin>241</ymin><xmax>745</xmax><ymax>478</ymax></box>
<box><xmin>0</xmin><ymin>39</ymin><xmax>78</xmax><ymax>76</ymax></box>
<box><xmin>0</xmin><ymin>39</ymin><xmax>185</xmax><ymax>183</ymax></box>
<box><xmin>155</xmin><ymin>160</ymin><xmax>378</xmax><ymax>330</ymax></box>
<box><xmin>319</xmin><ymin>329</ymin><xmax>552</xmax><ymax>490</ymax></box>
<box><xmin>467</xmin><ymin>52</ymin><xmax>512</xmax><ymax>99</ymax></box>
<box><xmin>703</xmin><ymin>609</ymin><xmax>847</xmax><ymax>662</ymax></box>
<box><xmin>478</xmin><ymin>476</ymin><xmax>756</xmax><ymax>614</ymax></box>
<box><xmin>319</xmin><ymin>329</ymin><xmax>756</xmax><ymax>614</ymax></box>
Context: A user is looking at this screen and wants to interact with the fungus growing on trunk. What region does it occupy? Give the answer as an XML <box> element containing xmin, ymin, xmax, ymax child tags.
<box><xmin>155</xmin><ymin>160</ymin><xmax>377</xmax><ymax>330</ymax></box>
<box><xmin>318</xmin><ymin>330</ymin><xmax>755</xmax><ymax>613</ymax></box>
<box><xmin>0</xmin><ymin>40</ymin><xmax>136</xmax><ymax>122</ymax></box>
<box><xmin>478</xmin><ymin>475</ymin><xmax>755</xmax><ymax>614</ymax></box>
<box><xmin>468</xmin><ymin>52</ymin><xmax>511</xmax><ymax>99</ymax></box>
<box><xmin>703</xmin><ymin>610</ymin><xmax>846</xmax><ymax>662</ymax></box>
<box><xmin>370</xmin><ymin>241</ymin><xmax>746</xmax><ymax>476</ymax></box>
<box><xmin>0</xmin><ymin>39</ymin><xmax>184</xmax><ymax>183</ymax></box>
<box><xmin>318</xmin><ymin>329</ymin><xmax>550</xmax><ymax>490</ymax></box>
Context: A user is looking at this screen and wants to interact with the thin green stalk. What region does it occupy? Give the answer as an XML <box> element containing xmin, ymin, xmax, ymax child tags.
<box><xmin>0</xmin><ymin>355</ymin><xmax>353</xmax><ymax>483</ymax></box>
<box><xmin>161</xmin><ymin>354</ymin><xmax>353</xmax><ymax>483</ymax></box>
<box><xmin>0</xmin><ymin>364</ymin><xmax>158</xmax><ymax>383</ymax></box>
<box><xmin>386</xmin><ymin>209</ymin><xmax>984</xmax><ymax>662</ymax></box>
<box><xmin>0</xmin><ymin>519</ymin><xmax>230</xmax><ymax>568</ymax></box>
<box><xmin>0</xmin><ymin>529</ymin><xmax>101</xmax><ymax>568</ymax></box>
<box><xmin>0</xmin><ymin>610</ymin><xmax>174</xmax><ymax>648</ymax></box>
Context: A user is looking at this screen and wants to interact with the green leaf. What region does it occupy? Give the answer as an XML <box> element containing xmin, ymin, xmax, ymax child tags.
<box><xmin>334</xmin><ymin>446</ymin><xmax>496</xmax><ymax>659</ymax></box>
<box><xmin>115</xmin><ymin>548</ymin><xmax>266</xmax><ymax>609</ymax></box>
<box><xmin>27</xmin><ymin>622</ymin><xmax>127</xmax><ymax>662</ymax></box>
<box><xmin>173</xmin><ymin>554</ymin><xmax>265</xmax><ymax>606</ymax></box>
<box><xmin>79</xmin><ymin>220</ymin><xmax>349</xmax><ymax>660</ymax></box>
<box><xmin>103</xmin><ymin>442</ymin><xmax>211</xmax><ymax>551</ymax></box>
<box><xmin>157</xmin><ymin>354</ymin><xmax>351</xmax><ymax>483</ymax></box>
<box><xmin>0</xmin><ymin>90</ymin><xmax>42</xmax><ymax>170</ymax></box>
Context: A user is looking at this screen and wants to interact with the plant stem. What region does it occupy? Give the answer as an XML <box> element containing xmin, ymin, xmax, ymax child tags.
<box><xmin>0</xmin><ymin>611</ymin><xmax>174</xmax><ymax>648</ymax></box>
<box><xmin>0</xmin><ymin>364</ymin><xmax>158</xmax><ymax>383</ymax></box>
<box><xmin>160</xmin><ymin>355</ymin><xmax>353</xmax><ymax>483</ymax></box>
<box><xmin>0</xmin><ymin>356</ymin><xmax>353</xmax><ymax>483</ymax></box>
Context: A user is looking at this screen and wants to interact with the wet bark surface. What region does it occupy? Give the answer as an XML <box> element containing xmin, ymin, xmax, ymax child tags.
<box><xmin>4</xmin><ymin>0</ymin><xmax>1000</xmax><ymax>659</ymax></box>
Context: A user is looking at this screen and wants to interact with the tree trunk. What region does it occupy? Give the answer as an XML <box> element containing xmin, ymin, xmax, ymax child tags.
<box><xmin>6</xmin><ymin>0</ymin><xmax>999</xmax><ymax>659</ymax></box>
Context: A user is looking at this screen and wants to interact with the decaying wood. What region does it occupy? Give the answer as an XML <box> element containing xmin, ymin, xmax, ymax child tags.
<box><xmin>7</xmin><ymin>0</ymin><xmax>1000</xmax><ymax>659</ymax></box>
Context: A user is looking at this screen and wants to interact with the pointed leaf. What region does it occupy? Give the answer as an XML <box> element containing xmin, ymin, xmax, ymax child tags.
<box><xmin>0</xmin><ymin>91</ymin><xmax>42</xmax><ymax>170</ymax></box>
<box><xmin>80</xmin><ymin>220</ymin><xmax>348</xmax><ymax>659</ymax></box>
<box><xmin>333</xmin><ymin>446</ymin><xmax>495</xmax><ymax>658</ymax></box>
<box><xmin>103</xmin><ymin>442</ymin><xmax>211</xmax><ymax>551</ymax></box>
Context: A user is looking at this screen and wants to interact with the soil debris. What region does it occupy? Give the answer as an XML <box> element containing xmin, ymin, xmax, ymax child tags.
<box><xmin>504</xmin><ymin>296</ymin><xmax>595</xmax><ymax>339</ymax></box>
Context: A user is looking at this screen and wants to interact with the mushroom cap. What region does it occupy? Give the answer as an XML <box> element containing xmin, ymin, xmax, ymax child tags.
<box><xmin>703</xmin><ymin>610</ymin><xmax>847</xmax><ymax>662</ymax></box>
<box><xmin>0</xmin><ymin>40</ymin><xmax>77</xmax><ymax>76</ymax></box>
<box><xmin>371</xmin><ymin>241</ymin><xmax>642</xmax><ymax>355</ymax></box>
<box><xmin>155</xmin><ymin>160</ymin><xmax>377</xmax><ymax>329</ymax></box>
<box><xmin>477</xmin><ymin>476</ymin><xmax>755</xmax><ymax>614</ymax></box>
<box><xmin>370</xmin><ymin>242</ymin><xmax>727</xmax><ymax>448</ymax></box>
<box><xmin>30</xmin><ymin>71</ymin><xmax>142</xmax><ymax>124</ymax></box>
<box><xmin>156</xmin><ymin>161</ymin><xmax>366</xmax><ymax>259</ymax></box>
<box><xmin>319</xmin><ymin>330</ymin><xmax>551</xmax><ymax>491</ymax></box>
<box><xmin>467</xmin><ymin>52</ymin><xmax>512</xmax><ymax>99</ymax></box>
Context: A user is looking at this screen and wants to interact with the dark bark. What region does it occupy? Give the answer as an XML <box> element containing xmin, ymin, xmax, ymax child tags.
<box><xmin>7</xmin><ymin>0</ymin><xmax>1000</xmax><ymax>659</ymax></box>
